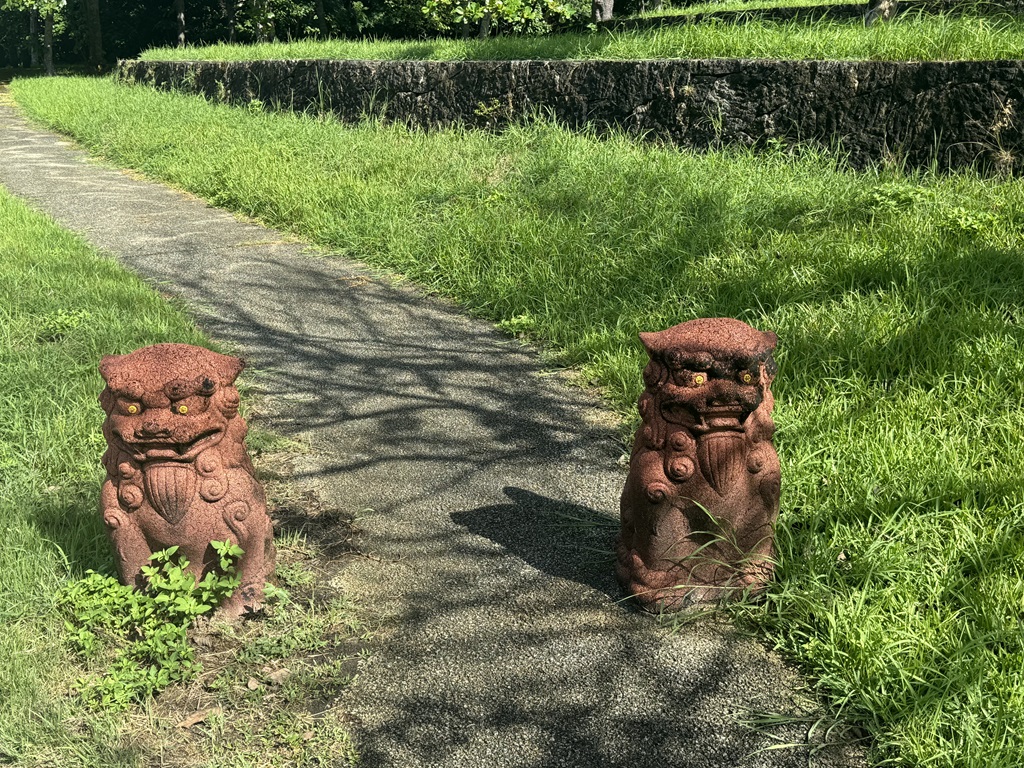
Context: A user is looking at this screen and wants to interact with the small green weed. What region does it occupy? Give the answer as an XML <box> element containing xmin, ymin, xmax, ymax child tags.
<box><xmin>940</xmin><ymin>205</ymin><xmax>1002</xmax><ymax>235</ymax></box>
<box><xmin>274</xmin><ymin>559</ymin><xmax>315</xmax><ymax>588</ymax></box>
<box><xmin>867</xmin><ymin>182</ymin><xmax>933</xmax><ymax>213</ymax></box>
<box><xmin>152</xmin><ymin>539</ymin><xmax>363</xmax><ymax>768</ymax></box>
<box><xmin>57</xmin><ymin>542</ymin><xmax>244</xmax><ymax>710</ymax></box>
<box><xmin>36</xmin><ymin>308</ymin><xmax>92</xmax><ymax>342</ymax></box>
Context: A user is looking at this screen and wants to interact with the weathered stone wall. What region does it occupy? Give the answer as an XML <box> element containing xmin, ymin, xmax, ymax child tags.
<box><xmin>118</xmin><ymin>58</ymin><xmax>1024</xmax><ymax>172</ymax></box>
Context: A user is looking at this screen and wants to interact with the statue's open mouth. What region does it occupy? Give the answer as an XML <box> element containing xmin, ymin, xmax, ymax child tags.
<box><xmin>661</xmin><ymin>401</ymin><xmax>748</xmax><ymax>432</ymax></box>
<box><xmin>130</xmin><ymin>428</ymin><xmax>224</xmax><ymax>462</ymax></box>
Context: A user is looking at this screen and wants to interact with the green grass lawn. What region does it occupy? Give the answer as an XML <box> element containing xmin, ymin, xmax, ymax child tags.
<box><xmin>140</xmin><ymin>11</ymin><xmax>1024</xmax><ymax>62</ymax></box>
<box><xmin>0</xmin><ymin>184</ymin><xmax>360</xmax><ymax>767</ymax></box>
<box><xmin>10</xmin><ymin>75</ymin><xmax>1024</xmax><ymax>768</ymax></box>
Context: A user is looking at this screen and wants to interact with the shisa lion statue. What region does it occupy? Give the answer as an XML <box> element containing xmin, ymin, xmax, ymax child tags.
<box><xmin>99</xmin><ymin>343</ymin><xmax>275</xmax><ymax>617</ymax></box>
<box><xmin>616</xmin><ymin>318</ymin><xmax>780</xmax><ymax>612</ymax></box>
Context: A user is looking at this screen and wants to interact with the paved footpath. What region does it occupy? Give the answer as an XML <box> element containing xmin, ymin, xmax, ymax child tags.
<box><xmin>0</xmin><ymin>102</ymin><xmax>863</xmax><ymax>768</ymax></box>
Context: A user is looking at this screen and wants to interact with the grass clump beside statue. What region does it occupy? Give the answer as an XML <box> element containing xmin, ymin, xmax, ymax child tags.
<box><xmin>0</xmin><ymin>188</ymin><xmax>361</xmax><ymax>766</ymax></box>
<box><xmin>10</xmin><ymin>74</ymin><xmax>1023</xmax><ymax>768</ymax></box>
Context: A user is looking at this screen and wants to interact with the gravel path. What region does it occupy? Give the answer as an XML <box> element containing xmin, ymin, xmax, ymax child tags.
<box><xmin>0</xmin><ymin>102</ymin><xmax>864</xmax><ymax>768</ymax></box>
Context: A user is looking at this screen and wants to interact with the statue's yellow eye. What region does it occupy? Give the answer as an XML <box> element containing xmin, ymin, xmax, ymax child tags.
<box><xmin>176</xmin><ymin>404</ymin><xmax>188</xmax><ymax>415</ymax></box>
<box><xmin>693</xmin><ymin>374</ymin><xmax>706</xmax><ymax>386</ymax></box>
<box><xmin>742</xmin><ymin>372</ymin><xmax>753</xmax><ymax>384</ymax></box>
<box><xmin>126</xmin><ymin>404</ymin><xmax>139</xmax><ymax>414</ymax></box>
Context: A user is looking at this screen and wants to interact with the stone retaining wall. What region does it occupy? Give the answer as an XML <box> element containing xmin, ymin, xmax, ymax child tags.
<box><xmin>119</xmin><ymin>58</ymin><xmax>1024</xmax><ymax>172</ymax></box>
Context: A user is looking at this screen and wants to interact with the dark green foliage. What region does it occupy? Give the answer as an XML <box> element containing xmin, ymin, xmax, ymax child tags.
<box><xmin>0</xmin><ymin>8</ymin><xmax>33</xmax><ymax>66</ymax></box>
<box><xmin>422</xmin><ymin>0</ymin><xmax>585</xmax><ymax>35</ymax></box>
<box><xmin>0</xmin><ymin>0</ymin><xmax>439</xmax><ymax>67</ymax></box>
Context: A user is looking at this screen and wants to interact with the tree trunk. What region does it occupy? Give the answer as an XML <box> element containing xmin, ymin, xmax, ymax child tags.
<box><xmin>83</xmin><ymin>0</ymin><xmax>103</xmax><ymax>69</ymax></box>
<box><xmin>222</xmin><ymin>0</ymin><xmax>237</xmax><ymax>42</ymax></box>
<box><xmin>251</xmin><ymin>0</ymin><xmax>276</xmax><ymax>41</ymax></box>
<box><xmin>864</xmin><ymin>0</ymin><xmax>896</xmax><ymax>26</ymax></box>
<box><xmin>42</xmin><ymin>10</ymin><xmax>54</xmax><ymax>75</ymax></box>
<box><xmin>477</xmin><ymin>11</ymin><xmax>490</xmax><ymax>38</ymax></box>
<box><xmin>174</xmin><ymin>0</ymin><xmax>186</xmax><ymax>46</ymax></box>
<box><xmin>591</xmin><ymin>0</ymin><xmax>613</xmax><ymax>23</ymax></box>
<box><xmin>29</xmin><ymin>9</ymin><xmax>40</xmax><ymax>68</ymax></box>
<box><xmin>252</xmin><ymin>0</ymin><xmax>266</xmax><ymax>41</ymax></box>
<box><xmin>314</xmin><ymin>0</ymin><xmax>328</xmax><ymax>36</ymax></box>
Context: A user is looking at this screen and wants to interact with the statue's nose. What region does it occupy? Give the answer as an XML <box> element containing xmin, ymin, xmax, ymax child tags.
<box><xmin>707</xmin><ymin>386</ymin><xmax>739</xmax><ymax>406</ymax></box>
<box><xmin>135</xmin><ymin>420</ymin><xmax>170</xmax><ymax>439</ymax></box>
<box><xmin>707</xmin><ymin>384</ymin><xmax>749</xmax><ymax>408</ymax></box>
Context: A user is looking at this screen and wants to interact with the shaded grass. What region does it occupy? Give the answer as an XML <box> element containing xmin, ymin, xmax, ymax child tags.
<box><xmin>0</xmin><ymin>184</ymin><xmax>359</xmax><ymax>766</ymax></box>
<box><xmin>10</xmin><ymin>75</ymin><xmax>1024</xmax><ymax>768</ymax></box>
<box><xmin>141</xmin><ymin>11</ymin><xmax>1024</xmax><ymax>62</ymax></box>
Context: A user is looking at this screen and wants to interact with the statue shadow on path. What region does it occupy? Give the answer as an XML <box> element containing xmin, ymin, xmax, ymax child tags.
<box><xmin>450</xmin><ymin>486</ymin><xmax>622</xmax><ymax>600</ymax></box>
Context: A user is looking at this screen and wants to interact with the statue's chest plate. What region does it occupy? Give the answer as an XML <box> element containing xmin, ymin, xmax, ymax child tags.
<box><xmin>142</xmin><ymin>463</ymin><xmax>197</xmax><ymax>525</ymax></box>
<box><xmin>695</xmin><ymin>431</ymin><xmax>747</xmax><ymax>495</ymax></box>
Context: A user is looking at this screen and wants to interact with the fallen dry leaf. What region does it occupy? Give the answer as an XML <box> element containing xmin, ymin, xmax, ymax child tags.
<box><xmin>267</xmin><ymin>668</ymin><xmax>292</xmax><ymax>686</ymax></box>
<box><xmin>176</xmin><ymin>707</ymin><xmax>222</xmax><ymax>729</ymax></box>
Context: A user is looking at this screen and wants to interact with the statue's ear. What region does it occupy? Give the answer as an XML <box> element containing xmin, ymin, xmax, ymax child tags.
<box><xmin>763</xmin><ymin>330</ymin><xmax>779</xmax><ymax>351</ymax></box>
<box><xmin>218</xmin><ymin>354</ymin><xmax>246</xmax><ymax>386</ymax></box>
<box><xmin>98</xmin><ymin>354</ymin><xmax>123</xmax><ymax>383</ymax></box>
<box><xmin>639</xmin><ymin>331</ymin><xmax>663</xmax><ymax>358</ymax></box>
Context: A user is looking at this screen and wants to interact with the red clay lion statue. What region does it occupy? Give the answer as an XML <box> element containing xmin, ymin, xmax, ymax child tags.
<box><xmin>99</xmin><ymin>343</ymin><xmax>275</xmax><ymax>617</ymax></box>
<box><xmin>617</xmin><ymin>318</ymin><xmax>781</xmax><ymax>612</ymax></box>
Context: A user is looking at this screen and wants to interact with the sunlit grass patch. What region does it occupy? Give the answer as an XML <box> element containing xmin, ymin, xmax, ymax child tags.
<box><xmin>636</xmin><ymin>0</ymin><xmax>862</xmax><ymax>16</ymax></box>
<box><xmin>139</xmin><ymin>10</ymin><xmax>1024</xmax><ymax>62</ymax></box>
